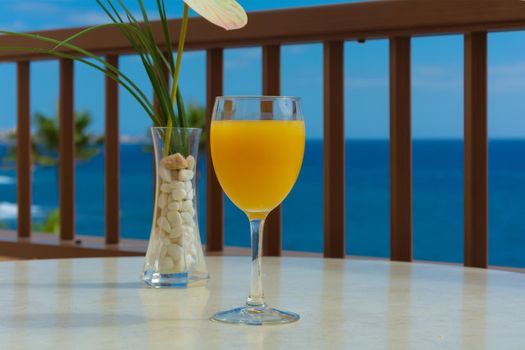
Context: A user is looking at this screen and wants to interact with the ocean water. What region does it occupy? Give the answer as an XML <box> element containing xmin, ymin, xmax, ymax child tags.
<box><xmin>0</xmin><ymin>140</ymin><xmax>524</xmax><ymax>268</ymax></box>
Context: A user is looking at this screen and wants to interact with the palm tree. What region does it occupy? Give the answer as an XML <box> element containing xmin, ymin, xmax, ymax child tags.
<box><xmin>6</xmin><ymin>110</ymin><xmax>103</xmax><ymax>167</ymax></box>
<box><xmin>5</xmin><ymin>110</ymin><xmax>102</xmax><ymax>234</ymax></box>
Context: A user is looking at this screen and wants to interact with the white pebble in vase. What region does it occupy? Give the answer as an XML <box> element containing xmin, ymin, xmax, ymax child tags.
<box><xmin>168</xmin><ymin>200</ymin><xmax>182</xmax><ymax>211</ymax></box>
<box><xmin>171</xmin><ymin>181</ymin><xmax>185</xmax><ymax>190</ymax></box>
<box><xmin>167</xmin><ymin>210</ymin><xmax>183</xmax><ymax>226</ymax></box>
<box><xmin>160</xmin><ymin>245</ymin><xmax>168</xmax><ymax>258</ymax></box>
<box><xmin>182</xmin><ymin>230</ymin><xmax>195</xmax><ymax>246</ymax></box>
<box><xmin>181</xmin><ymin>212</ymin><xmax>194</xmax><ymax>225</ymax></box>
<box><xmin>158</xmin><ymin>193</ymin><xmax>168</xmax><ymax>209</ymax></box>
<box><xmin>158</xmin><ymin>166</ymin><xmax>172</xmax><ymax>183</ymax></box>
<box><xmin>168</xmin><ymin>244</ymin><xmax>183</xmax><ymax>259</ymax></box>
<box><xmin>181</xmin><ymin>200</ymin><xmax>193</xmax><ymax>212</ymax></box>
<box><xmin>160</xmin><ymin>183</ymin><xmax>176</xmax><ymax>193</ymax></box>
<box><xmin>157</xmin><ymin>216</ymin><xmax>171</xmax><ymax>232</ymax></box>
<box><xmin>173</xmin><ymin>256</ymin><xmax>184</xmax><ymax>271</ymax></box>
<box><xmin>182</xmin><ymin>225</ymin><xmax>194</xmax><ymax>235</ymax></box>
<box><xmin>178</xmin><ymin>169</ymin><xmax>194</xmax><ymax>181</ymax></box>
<box><xmin>160</xmin><ymin>230</ymin><xmax>171</xmax><ymax>245</ymax></box>
<box><xmin>172</xmin><ymin>189</ymin><xmax>187</xmax><ymax>201</ymax></box>
<box><xmin>169</xmin><ymin>225</ymin><xmax>184</xmax><ymax>239</ymax></box>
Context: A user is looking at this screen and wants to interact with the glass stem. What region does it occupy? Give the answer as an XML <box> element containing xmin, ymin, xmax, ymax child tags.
<box><xmin>247</xmin><ymin>218</ymin><xmax>266</xmax><ymax>307</ymax></box>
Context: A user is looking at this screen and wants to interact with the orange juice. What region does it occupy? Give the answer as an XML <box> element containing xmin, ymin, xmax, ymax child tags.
<box><xmin>211</xmin><ymin>120</ymin><xmax>305</xmax><ymax>218</ymax></box>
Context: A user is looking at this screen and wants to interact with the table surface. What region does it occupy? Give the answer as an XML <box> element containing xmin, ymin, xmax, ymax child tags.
<box><xmin>1</xmin><ymin>257</ymin><xmax>524</xmax><ymax>350</ymax></box>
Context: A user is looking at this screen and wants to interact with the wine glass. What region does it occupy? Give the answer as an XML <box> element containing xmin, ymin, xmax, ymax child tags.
<box><xmin>210</xmin><ymin>96</ymin><xmax>305</xmax><ymax>325</ymax></box>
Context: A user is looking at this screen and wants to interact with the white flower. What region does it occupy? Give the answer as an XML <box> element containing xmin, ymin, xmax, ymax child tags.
<box><xmin>183</xmin><ymin>0</ymin><xmax>248</xmax><ymax>30</ymax></box>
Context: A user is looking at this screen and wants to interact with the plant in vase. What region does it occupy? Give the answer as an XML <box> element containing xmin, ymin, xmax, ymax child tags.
<box><xmin>0</xmin><ymin>0</ymin><xmax>247</xmax><ymax>287</ymax></box>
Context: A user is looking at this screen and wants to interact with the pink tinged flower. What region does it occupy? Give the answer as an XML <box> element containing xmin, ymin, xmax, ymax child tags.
<box><xmin>183</xmin><ymin>0</ymin><xmax>248</xmax><ymax>30</ymax></box>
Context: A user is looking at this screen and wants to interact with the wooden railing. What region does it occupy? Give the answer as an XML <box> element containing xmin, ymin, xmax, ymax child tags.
<box><xmin>2</xmin><ymin>0</ymin><xmax>525</xmax><ymax>266</ymax></box>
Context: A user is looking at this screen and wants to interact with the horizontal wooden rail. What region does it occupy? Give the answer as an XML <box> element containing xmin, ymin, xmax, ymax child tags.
<box><xmin>0</xmin><ymin>1</ymin><xmax>524</xmax><ymax>61</ymax></box>
<box><xmin>0</xmin><ymin>230</ymin><xmax>144</xmax><ymax>259</ymax></box>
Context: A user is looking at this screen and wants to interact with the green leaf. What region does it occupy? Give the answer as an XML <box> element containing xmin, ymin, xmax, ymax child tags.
<box><xmin>0</xmin><ymin>31</ymin><xmax>158</xmax><ymax>124</ymax></box>
<box><xmin>176</xmin><ymin>89</ymin><xmax>187</xmax><ymax>128</ymax></box>
<box><xmin>0</xmin><ymin>0</ymin><xmax>204</xmax><ymax>130</ymax></box>
<box><xmin>96</xmin><ymin>1</ymin><xmax>176</xmax><ymax>125</ymax></box>
<box><xmin>157</xmin><ymin>0</ymin><xmax>175</xmax><ymax>72</ymax></box>
<box><xmin>34</xmin><ymin>209</ymin><xmax>60</xmax><ymax>235</ymax></box>
<box><xmin>52</xmin><ymin>23</ymin><xmax>117</xmax><ymax>50</ymax></box>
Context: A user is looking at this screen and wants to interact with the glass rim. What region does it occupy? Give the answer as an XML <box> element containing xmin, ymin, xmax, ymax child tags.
<box><xmin>215</xmin><ymin>95</ymin><xmax>301</xmax><ymax>101</ymax></box>
<box><xmin>150</xmin><ymin>126</ymin><xmax>202</xmax><ymax>131</ymax></box>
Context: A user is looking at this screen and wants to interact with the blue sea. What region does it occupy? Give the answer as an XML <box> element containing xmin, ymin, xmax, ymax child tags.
<box><xmin>0</xmin><ymin>140</ymin><xmax>524</xmax><ymax>268</ymax></box>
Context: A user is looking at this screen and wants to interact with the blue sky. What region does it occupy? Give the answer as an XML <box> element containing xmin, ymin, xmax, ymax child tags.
<box><xmin>0</xmin><ymin>0</ymin><xmax>524</xmax><ymax>139</ymax></box>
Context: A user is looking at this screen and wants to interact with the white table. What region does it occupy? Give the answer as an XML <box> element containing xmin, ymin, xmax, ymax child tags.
<box><xmin>0</xmin><ymin>257</ymin><xmax>524</xmax><ymax>349</ymax></box>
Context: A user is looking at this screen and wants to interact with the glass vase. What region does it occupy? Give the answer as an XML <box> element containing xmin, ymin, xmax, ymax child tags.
<box><xmin>142</xmin><ymin>127</ymin><xmax>209</xmax><ymax>288</ymax></box>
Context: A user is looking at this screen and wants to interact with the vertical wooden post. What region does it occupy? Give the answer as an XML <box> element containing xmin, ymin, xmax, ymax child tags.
<box><xmin>323</xmin><ymin>41</ymin><xmax>345</xmax><ymax>258</ymax></box>
<box><xmin>262</xmin><ymin>45</ymin><xmax>282</xmax><ymax>256</ymax></box>
<box><xmin>389</xmin><ymin>36</ymin><xmax>413</xmax><ymax>262</ymax></box>
<box><xmin>16</xmin><ymin>61</ymin><xmax>31</xmax><ymax>239</ymax></box>
<box><xmin>464</xmin><ymin>32</ymin><xmax>488</xmax><ymax>268</ymax></box>
<box><xmin>59</xmin><ymin>59</ymin><xmax>75</xmax><ymax>241</ymax></box>
<box><xmin>206</xmin><ymin>48</ymin><xmax>224</xmax><ymax>252</ymax></box>
<box><xmin>104</xmin><ymin>55</ymin><xmax>120</xmax><ymax>244</ymax></box>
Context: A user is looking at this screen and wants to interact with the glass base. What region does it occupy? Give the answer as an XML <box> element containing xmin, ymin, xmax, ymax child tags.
<box><xmin>211</xmin><ymin>305</ymin><xmax>300</xmax><ymax>325</ymax></box>
<box><xmin>142</xmin><ymin>270</ymin><xmax>209</xmax><ymax>288</ymax></box>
